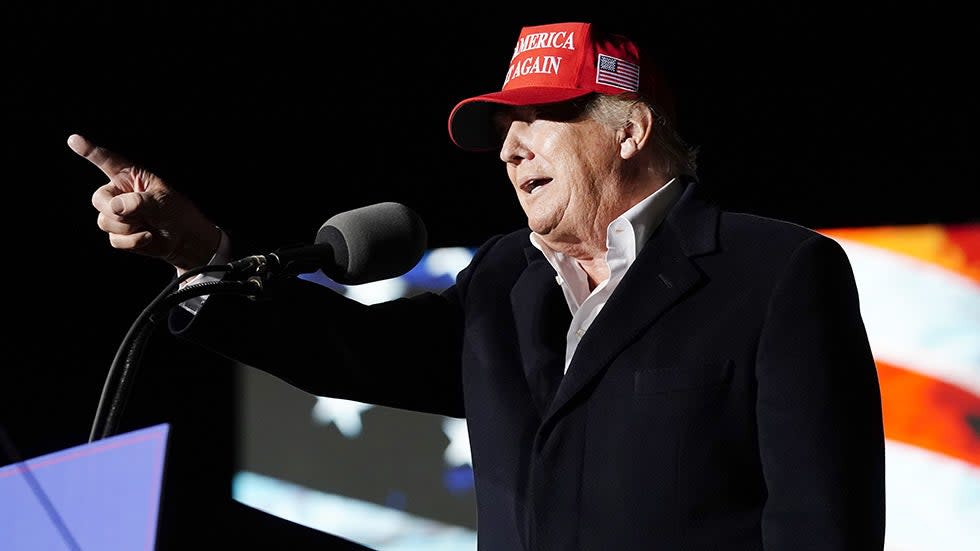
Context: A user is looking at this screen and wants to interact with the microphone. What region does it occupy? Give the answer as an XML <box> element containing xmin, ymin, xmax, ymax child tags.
<box><xmin>228</xmin><ymin>202</ymin><xmax>427</xmax><ymax>285</ymax></box>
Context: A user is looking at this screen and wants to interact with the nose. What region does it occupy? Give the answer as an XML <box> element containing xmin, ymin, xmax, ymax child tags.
<box><xmin>499</xmin><ymin>121</ymin><xmax>534</xmax><ymax>164</ymax></box>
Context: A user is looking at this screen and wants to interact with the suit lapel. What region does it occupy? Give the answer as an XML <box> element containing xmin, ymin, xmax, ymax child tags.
<box><xmin>543</xmin><ymin>181</ymin><xmax>719</xmax><ymax>424</ymax></box>
<box><xmin>511</xmin><ymin>247</ymin><xmax>572</xmax><ymax>417</ymax></box>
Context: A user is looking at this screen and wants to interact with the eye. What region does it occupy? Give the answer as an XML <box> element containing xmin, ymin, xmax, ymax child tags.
<box><xmin>533</xmin><ymin>102</ymin><xmax>585</xmax><ymax>122</ymax></box>
<box><xmin>491</xmin><ymin>109</ymin><xmax>514</xmax><ymax>141</ymax></box>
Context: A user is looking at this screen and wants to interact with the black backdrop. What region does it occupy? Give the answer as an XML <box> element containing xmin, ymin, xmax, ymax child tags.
<box><xmin>2</xmin><ymin>3</ymin><xmax>976</xmax><ymax>549</ymax></box>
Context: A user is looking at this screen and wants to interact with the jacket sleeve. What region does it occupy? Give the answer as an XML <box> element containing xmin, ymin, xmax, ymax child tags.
<box><xmin>170</xmin><ymin>275</ymin><xmax>467</xmax><ymax>418</ymax></box>
<box><xmin>755</xmin><ymin>234</ymin><xmax>886</xmax><ymax>550</ymax></box>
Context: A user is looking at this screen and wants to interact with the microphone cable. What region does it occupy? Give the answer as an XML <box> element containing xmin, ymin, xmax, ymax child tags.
<box><xmin>88</xmin><ymin>264</ymin><xmax>263</xmax><ymax>442</ymax></box>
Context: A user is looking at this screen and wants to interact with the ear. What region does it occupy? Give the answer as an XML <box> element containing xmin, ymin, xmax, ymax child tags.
<box><xmin>619</xmin><ymin>103</ymin><xmax>655</xmax><ymax>160</ymax></box>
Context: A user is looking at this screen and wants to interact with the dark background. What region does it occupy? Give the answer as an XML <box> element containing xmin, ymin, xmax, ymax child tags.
<box><xmin>2</xmin><ymin>3</ymin><xmax>976</xmax><ymax>549</ymax></box>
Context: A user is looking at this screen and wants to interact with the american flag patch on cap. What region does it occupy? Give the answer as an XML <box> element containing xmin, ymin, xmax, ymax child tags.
<box><xmin>595</xmin><ymin>54</ymin><xmax>640</xmax><ymax>92</ymax></box>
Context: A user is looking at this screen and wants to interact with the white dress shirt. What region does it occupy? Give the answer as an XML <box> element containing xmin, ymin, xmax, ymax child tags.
<box><xmin>529</xmin><ymin>178</ymin><xmax>682</xmax><ymax>374</ymax></box>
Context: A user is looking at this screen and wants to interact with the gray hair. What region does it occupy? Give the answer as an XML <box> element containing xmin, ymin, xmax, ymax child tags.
<box><xmin>584</xmin><ymin>94</ymin><xmax>698</xmax><ymax>179</ymax></box>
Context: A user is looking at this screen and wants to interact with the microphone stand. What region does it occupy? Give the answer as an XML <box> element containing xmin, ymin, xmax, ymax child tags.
<box><xmin>88</xmin><ymin>266</ymin><xmax>265</xmax><ymax>442</ymax></box>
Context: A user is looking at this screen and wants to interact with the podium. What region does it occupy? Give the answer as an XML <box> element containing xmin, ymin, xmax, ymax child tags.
<box><xmin>0</xmin><ymin>423</ymin><xmax>374</xmax><ymax>550</ymax></box>
<box><xmin>0</xmin><ymin>287</ymin><xmax>375</xmax><ymax>549</ymax></box>
<box><xmin>0</xmin><ymin>424</ymin><xmax>170</xmax><ymax>550</ymax></box>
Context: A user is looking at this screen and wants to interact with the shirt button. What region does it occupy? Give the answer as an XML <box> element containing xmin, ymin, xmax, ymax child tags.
<box><xmin>555</xmin><ymin>275</ymin><xmax>564</xmax><ymax>285</ymax></box>
<box><xmin>575</xmin><ymin>328</ymin><xmax>585</xmax><ymax>339</ymax></box>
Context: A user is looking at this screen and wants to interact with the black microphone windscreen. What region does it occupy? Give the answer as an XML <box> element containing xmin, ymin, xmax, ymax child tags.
<box><xmin>316</xmin><ymin>202</ymin><xmax>427</xmax><ymax>285</ymax></box>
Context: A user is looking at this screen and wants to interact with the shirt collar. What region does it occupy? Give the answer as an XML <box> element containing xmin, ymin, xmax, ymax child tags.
<box><xmin>530</xmin><ymin>177</ymin><xmax>682</xmax><ymax>263</ymax></box>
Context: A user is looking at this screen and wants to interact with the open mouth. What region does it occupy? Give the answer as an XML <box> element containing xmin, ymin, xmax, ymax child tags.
<box><xmin>520</xmin><ymin>177</ymin><xmax>553</xmax><ymax>195</ymax></box>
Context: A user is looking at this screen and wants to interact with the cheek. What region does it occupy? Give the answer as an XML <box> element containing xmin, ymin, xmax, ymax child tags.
<box><xmin>539</xmin><ymin>132</ymin><xmax>565</xmax><ymax>159</ymax></box>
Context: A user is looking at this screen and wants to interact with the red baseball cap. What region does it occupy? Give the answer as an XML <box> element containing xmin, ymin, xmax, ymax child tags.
<box><xmin>448</xmin><ymin>22</ymin><xmax>672</xmax><ymax>151</ymax></box>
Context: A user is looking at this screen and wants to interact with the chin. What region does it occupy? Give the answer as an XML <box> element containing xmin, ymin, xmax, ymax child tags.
<box><xmin>525</xmin><ymin>210</ymin><xmax>554</xmax><ymax>233</ymax></box>
<box><xmin>526</xmin><ymin>217</ymin><xmax>551</xmax><ymax>235</ymax></box>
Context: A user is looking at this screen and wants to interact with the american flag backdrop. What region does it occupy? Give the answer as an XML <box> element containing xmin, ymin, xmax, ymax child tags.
<box><xmin>819</xmin><ymin>223</ymin><xmax>980</xmax><ymax>550</ymax></box>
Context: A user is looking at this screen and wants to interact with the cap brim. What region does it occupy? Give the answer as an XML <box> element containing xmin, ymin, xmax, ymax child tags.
<box><xmin>448</xmin><ymin>87</ymin><xmax>594</xmax><ymax>151</ymax></box>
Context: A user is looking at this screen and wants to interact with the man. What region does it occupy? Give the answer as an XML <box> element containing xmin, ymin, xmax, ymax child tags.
<box><xmin>71</xmin><ymin>21</ymin><xmax>885</xmax><ymax>550</ymax></box>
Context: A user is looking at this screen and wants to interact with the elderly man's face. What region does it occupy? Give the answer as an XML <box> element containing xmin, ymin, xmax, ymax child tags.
<box><xmin>495</xmin><ymin>104</ymin><xmax>628</xmax><ymax>250</ymax></box>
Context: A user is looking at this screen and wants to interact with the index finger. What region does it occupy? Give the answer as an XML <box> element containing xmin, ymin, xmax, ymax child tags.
<box><xmin>67</xmin><ymin>133</ymin><xmax>133</xmax><ymax>177</ymax></box>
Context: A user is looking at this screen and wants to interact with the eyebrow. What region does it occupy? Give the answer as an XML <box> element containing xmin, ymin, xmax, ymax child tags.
<box><xmin>492</xmin><ymin>103</ymin><xmax>588</xmax><ymax>140</ymax></box>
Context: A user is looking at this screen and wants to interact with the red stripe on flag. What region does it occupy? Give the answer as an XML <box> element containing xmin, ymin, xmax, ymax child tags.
<box><xmin>877</xmin><ymin>359</ymin><xmax>980</xmax><ymax>467</ymax></box>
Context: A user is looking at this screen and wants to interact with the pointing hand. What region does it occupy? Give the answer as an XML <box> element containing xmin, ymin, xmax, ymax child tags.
<box><xmin>68</xmin><ymin>134</ymin><xmax>221</xmax><ymax>271</ymax></box>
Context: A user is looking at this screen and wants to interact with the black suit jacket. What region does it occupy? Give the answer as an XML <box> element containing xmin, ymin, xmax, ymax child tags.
<box><xmin>177</xmin><ymin>181</ymin><xmax>886</xmax><ymax>550</ymax></box>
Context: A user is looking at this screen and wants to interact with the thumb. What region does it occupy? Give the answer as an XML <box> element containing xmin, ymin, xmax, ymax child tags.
<box><xmin>109</xmin><ymin>191</ymin><xmax>157</xmax><ymax>219</ymax></box>
<box><xmin>108</xmin><ymin>195</ymin><xmax>126</xmax><ymax>215</ymax></box>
